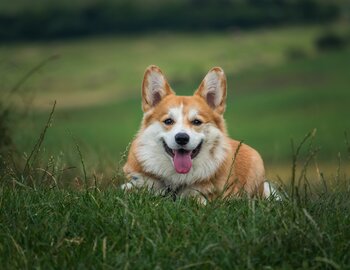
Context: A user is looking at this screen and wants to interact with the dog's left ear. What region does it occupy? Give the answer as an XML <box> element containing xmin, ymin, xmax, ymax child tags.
<box><xmin>195</xmin><ymin>67</ymin><xmax>227</xmax><ymax>114</ymax></box>
<box><xmin>142</xmin><ymin>65</ymin><xmax>174</xmax><ymax>112</ymax></box>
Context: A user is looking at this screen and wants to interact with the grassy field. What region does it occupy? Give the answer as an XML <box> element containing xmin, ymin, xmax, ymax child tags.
<box><xmin>1</xmin><ymin>25</ymin><xmax>350</xmax><ymax>269</ymax></box>
<box><xmin>1</xmin><ymin>178</ymin><xmax>350</xmax><ymax>269</ymax></box>
<box><xmin>1</xmin><ymin>25</ymin><xmax>348</xmax><ymax>182</ymax></box>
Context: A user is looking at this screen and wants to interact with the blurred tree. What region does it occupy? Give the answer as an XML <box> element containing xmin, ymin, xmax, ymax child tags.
<box><xmin>0</xmin><ymin>0</ymin><xmax>343</xmax><ymax>40</ymax></box>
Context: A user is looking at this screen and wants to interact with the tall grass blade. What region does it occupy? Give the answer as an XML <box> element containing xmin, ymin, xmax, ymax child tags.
<box><xmin>22</xmin><ymin>101</ymin><xmax>56</xmax><ymax>179</ymax></box>
<box><xmin>70</xmin><ymin>133</ymin><xmax>88</xmax><ymax>193</ymax></box>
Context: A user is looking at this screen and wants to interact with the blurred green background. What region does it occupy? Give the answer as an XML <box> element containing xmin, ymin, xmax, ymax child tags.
<box><xmin>0</xmin><ymin>0</ymin><xmax>349</xmax><ymax>179</ymax></box>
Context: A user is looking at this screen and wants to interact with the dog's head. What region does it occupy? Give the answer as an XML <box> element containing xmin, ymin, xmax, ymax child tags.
<box><xmin>137</xmin><ymin>65</ymin><xmax>228</xmax><ymax>180</ymax></box>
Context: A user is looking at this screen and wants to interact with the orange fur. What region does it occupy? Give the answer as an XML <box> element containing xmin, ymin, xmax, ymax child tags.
<box><xmin>123</xmin><ymin>66</ymin><xmax>265</xmax><ymax>201</ymax></box>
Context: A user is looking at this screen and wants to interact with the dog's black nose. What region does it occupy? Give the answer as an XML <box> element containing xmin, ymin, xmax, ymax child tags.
<box><xmin>175</xmin><ymin>133</ymin><xmax>190</xmax><ymax>146</ymax></box>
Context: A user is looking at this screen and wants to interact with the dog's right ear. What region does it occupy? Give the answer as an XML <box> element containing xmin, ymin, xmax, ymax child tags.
<box><xmin>195</xmin><ymin>67</ymin><xmax>227</xmax><ymax>114</ymax></box>
<box><xmin>142</xmin><ymin>65</ymin><xmax>174</xmax><ymax>112</ymax></box>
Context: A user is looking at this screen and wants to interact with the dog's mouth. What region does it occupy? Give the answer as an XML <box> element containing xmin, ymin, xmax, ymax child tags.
<box><xmin>162</xmin><ymin>140</ymin><xmax>202</xmax><ymax>174</ymax></box>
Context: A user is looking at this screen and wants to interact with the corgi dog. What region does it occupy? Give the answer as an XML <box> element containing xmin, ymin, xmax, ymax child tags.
<box><xmin>122</xmin><ymin>65</ymin><xmax>270</xmax><ymax>203</ymax></box>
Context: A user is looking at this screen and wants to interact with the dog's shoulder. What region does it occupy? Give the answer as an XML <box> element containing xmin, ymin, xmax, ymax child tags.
<box><xmin>227</xmin><ymin>138</ymin><xmax>265</xmax><ymax>183</ymax></box>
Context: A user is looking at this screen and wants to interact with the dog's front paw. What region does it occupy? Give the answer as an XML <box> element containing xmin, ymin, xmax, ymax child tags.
<box><xmin>121</xmin><ymin>174</ymin><xmax>165</xmax><ymax>194</ymax></box>
<box><xmin>195</xmin><ymin>195</ymin><xmax>208</xmax><ymax>205</ymax></box>
<box><xmin>121</xmin><ymin>175</ymin><xmax>139</xmax><ymax>191</ymax></box>
<box><xmin>120</xmin><ymin>182</ymin><xmax>135</xmax><ymax>191</ymax></box>
<box><xmin>178</xmin><ymin>187</ymin><xmax>208</xmax><ymax>205</ymax></box>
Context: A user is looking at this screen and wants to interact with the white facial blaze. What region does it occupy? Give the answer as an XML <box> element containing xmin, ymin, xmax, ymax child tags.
<box><xmin>163</xmin><ymin>105</ymin><xmax>203</xmax><ymax>151</ymax></box>
<box><xmin>168</xmin><ymin>106</ymin><xmax>183</xmax><ymax>131</ymax></box>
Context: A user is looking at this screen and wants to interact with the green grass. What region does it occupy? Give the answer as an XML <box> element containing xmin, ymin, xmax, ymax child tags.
<box><xmin>12</xmin><ymin>50</ymin><xmax>350</xmax><ymax>167</ymax></box>
<box><xmin>1</xmin><ymin>25</ymin><xmax>350</xmax><ymax>268</ymax></box>
<box><xmin>0</xmin><ymin>27</ymin><xmax>321</xmax><ymax>98</ymax></box>
<box><xmin>1</xmin><ymin>128</ymin><xmax>350</xmax><ymax>269</ymax></box>
<box><xmin>1</xmin><ymin>182</ymin><xmax>350</xmax><ymax>269</ymax></box>
<box><xmin>1</xmin><ymin>124</ymin><xmax>350</xmax><ymax>269</ymax></box>
<box><xmin>1</xmin><ymin>25</ymin><xmax>348</xmax><ymax>170</ymax></box>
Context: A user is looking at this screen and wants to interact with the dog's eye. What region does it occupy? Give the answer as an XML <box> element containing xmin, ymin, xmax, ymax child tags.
<box><xmin>192</xmin><ymin>119</ymin><xmax>202</xmax><ymax>126</ymax></box>
<box><xmin>163</xmin><ymin>118</ymin><xmax>174</xmax><ymax>125</ymax></box>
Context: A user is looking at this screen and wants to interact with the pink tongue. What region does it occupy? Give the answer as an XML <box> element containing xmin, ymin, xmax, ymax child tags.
<box><xmin>173</xmin><ymin>150</ymin><xmax>192</xmax><ymax>174</ymax></box>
